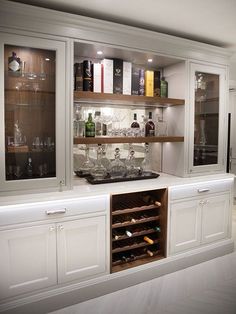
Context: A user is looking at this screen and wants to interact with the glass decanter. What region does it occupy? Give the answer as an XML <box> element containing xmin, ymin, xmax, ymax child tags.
<box><xmin>100</xmin><ymin>144</ymin><xmax>111</xmax><ymax>171</ymax></box>
<box><xmin>125</xmin><ymin>148</ymin><xmax>140</xmax><ymax>177</ymax></box>
<box><xmin>141</xmin><ymin>143</ymin><xmax>152</xmax><ymax>176</ymax></box>
<box><xmin>109</xmin><ymin>147</ymin><xmax>126</xmax><ymax>178</ymax></box>
<box><xmin>91</xmin><ymin>144</ymin><xmax>107</xmax><ymax>180</ymax></box>
<box><xmin>79</xmin><ymin>145</ymin><xmax>94</xmax><ymax>175</ymax></box>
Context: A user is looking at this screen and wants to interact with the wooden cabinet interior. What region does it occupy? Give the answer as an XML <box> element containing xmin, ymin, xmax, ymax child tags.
<box><xmin>111</xmin><ymin>189</ymin><xmax>167</xmax><ymax>273</ymax></box>
<box><xmin>4</xmin><ymin>45</ymin><xmax>56</xmax><ymax>179</ymax></box>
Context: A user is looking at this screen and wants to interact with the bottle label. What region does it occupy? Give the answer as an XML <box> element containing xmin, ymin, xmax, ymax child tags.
<box><xmin>9</xmin><ymin>60</ymin><xmax>20</xmax><ymax>72</ymax></box>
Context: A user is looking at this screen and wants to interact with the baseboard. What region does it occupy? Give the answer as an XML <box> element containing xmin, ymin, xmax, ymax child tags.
<box><xmin>0</xmin><ymin>239</ymin><xmax>234</xmax><ymax>314</ymax></box>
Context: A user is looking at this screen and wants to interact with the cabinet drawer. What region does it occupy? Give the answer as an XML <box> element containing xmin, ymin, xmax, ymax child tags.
<box><xmin>170</xmin><ymin>179</ymin><xmax>231</xmax><ymax>201</ymax></box>
<box><xmin>0</xmin><ymin>195</ymin><xmax>109</xmax><ymax>227</ymax></box>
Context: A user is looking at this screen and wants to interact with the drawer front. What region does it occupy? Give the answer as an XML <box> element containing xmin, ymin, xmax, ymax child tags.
<box><xmin>170</xmin><ymin>179</ymin><xmax>232</xmax><ymax>201</ymax></box>
<box><xmin>0</xmin><ymin>195</ymin><xmax>109</xmax><ymax>227</ymax></box>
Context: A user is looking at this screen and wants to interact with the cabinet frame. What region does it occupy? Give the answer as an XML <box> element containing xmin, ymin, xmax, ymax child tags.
<box><xmin>188</xmin><ymin>62</ymin><xmax>227</xmax><ymax>174</ymax></box>
<box><xmin>0</xmin><ymin>32</ymin><xmax>67</xmax><ymax>193</ymax></box>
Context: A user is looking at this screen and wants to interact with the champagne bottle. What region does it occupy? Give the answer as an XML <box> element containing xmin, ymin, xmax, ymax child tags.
<box><xmin>85</xmin><ymin>113</ymin><xmax>95</xmax><ymax>137</ymax></box>
<box><xmin>145</xmin><ymin>112</ymin><xmax>155</xmax><ymax>137</ymax></box>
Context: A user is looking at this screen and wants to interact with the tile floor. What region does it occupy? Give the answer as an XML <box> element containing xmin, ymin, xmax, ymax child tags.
<box><xmin>50</xmin><ymin>206</ymin><xmax>236</xmax><ymax>314</ymax></box>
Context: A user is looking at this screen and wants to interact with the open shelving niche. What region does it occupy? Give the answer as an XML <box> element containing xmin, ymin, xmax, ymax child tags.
<box><xmin>73</xmin><ymin>41</ymin><xmax>186</xmax><ymax>178</ymax></box>
<box><xmin>110</xmin><ymin>188</ymin><xmax>168</xmax><ymax>273</ymax></box>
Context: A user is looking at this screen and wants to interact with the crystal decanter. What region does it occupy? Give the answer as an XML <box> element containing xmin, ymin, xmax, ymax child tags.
<box><xmin>109</xmin><ymin>147</ymin><xmax>126</xmax><ymax>178</ymax></box>
<box><xmin>91</xmin><ymin>144</ymin><xmax>107</xmax><ymax>180</ymax></box>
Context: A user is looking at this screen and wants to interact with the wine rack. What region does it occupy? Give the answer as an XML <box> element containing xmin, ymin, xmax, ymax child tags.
<box><xmin>111</xmin><ymin>189</ymin><xmax>167</xmax><ymax>273</ymax></box>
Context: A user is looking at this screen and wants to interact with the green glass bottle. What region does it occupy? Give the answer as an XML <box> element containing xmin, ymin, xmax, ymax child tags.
<box><xmin>85</xmin><ymin>113</ymin><xmax>95</xmax><ymax>137</ymax></box>
<box><xmin>160</xmin><ymin>77</ymin><xmax>168</xmax><ymax>98</ymax></box>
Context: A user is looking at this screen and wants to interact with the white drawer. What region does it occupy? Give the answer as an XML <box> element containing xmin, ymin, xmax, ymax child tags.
<box><xmin>170</xmin><ymin>179</ymin><xmax>232</xmax><ymax>201</ymax></box>
<box><xmin>0</xmin><ymin>195</ymin><xmax>109</xmax><ymax>227</ymax></box>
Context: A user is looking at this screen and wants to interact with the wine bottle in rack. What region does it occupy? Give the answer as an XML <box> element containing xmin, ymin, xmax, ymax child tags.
<box><xmin>112</xmin><ymin>230</ymin><xmax>120</xmax><ymax>240</ymax></box>
<box><xmin>125</xmin><ymin>229</ymin><xmax>133</xmax><ymax>237</ymax></box>
<box><xmin>154</xmin><ymin>226</ymin><xmax>161</xmax><ymax>232</ymax></box>
<box><xmin>143</xmin><ymin>236</ymin><xmax>154</xmax><ymax>244</ymax></box>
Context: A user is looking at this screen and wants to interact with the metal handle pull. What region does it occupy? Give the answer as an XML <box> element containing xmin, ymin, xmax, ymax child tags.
<box><xmin>197</xmin><ymin>188</ymin><xmax>210</xmax><ymax>193</ymax></box>
<box><xmin>46</xmin><ymin>208</ymin><xmax>66</xmax><ymax>215</ymax></box>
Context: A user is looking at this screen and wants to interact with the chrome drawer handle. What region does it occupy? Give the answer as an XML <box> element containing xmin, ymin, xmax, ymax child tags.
<box><xmin>197</xmin><ymin>188</ymin><xmax>210</xmax><ymax>193</ymax></box>
<box><xmin>46</xmin><ymin>208</ymin><xmax>67</xmax><ymax>215</ymax></box>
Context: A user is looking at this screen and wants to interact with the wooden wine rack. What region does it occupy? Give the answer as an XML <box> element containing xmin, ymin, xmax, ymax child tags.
<box><xmin>111</xmin><ymin>189</ymin><xmax>168</xmax><ymax>273</ymax></box>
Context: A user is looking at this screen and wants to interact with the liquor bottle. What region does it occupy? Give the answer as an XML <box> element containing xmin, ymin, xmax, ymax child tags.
<box><xmin>131</xmin><ymin>113</ymin><xmax>140</xmax><ymax>128</ymax></box>
<box><xmin>145</xmin><ymin>112</ymin><xmax>155</xmax><ymax>137</ymax></box>
<box><xmin>8</xmin><ymin>51</ymin><xmax>21</xmax><ymax>72</ymax></box>
<box><xmin>85</xmin><ymin>113</ymin><xmax>95</xmax><ymax>137</ymax></box>
<box><xmin>83</xmin><ymin>60</ymin><xmax>93</xmax><ymax>91</ymax></box>
<box><xmin>74</xmin><ymin>62</ymin><xmax>83</xmax><ymax>91</ymax></box>
<box><xmin>154</xmin><ymin>70</ymin><xmax>161</xmax><ymax>97</ymax></box>
<box><xmin>113</xmin><ymin>58</ymin><xmax>123</xmax><ymax>94</ymax></box>
<box><xmin>26</xmin><ymin>157</ymin><xmax>33</xmax><ymax>177</ymax></box>
<box><xmin>139</xmin><ymin>69</ymin><xmax>145</xmax><ymax>96</ymax></box>
<box><xmin>143</xmin><ymin>236</ymin><xmax>154</xmax><ymax>244</ymax></box>
<box><xmin>160</xmin><ymin>77</ymin><xmax>168</xmax><ymax>98</ymax></box>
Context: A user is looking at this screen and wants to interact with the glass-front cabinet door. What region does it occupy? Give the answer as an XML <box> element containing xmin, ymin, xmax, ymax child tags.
<box><xmin>189</xmin><ymin>63</ymin><xmax>227</xmax><ymax>174</ymax></box>
<box><xmin>0</xmin><ymin>33</ymin><xmax>66</xmax><ymax>193</ymax></box>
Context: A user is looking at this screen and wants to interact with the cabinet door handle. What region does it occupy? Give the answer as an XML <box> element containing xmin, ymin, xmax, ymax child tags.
<box><xmin>49</xmin><ymin>226</ymin><xmax>55</xmax><ymax>232</ymax></box>
<box><xmin>45</xmin><ymin>208</ymin><xmax>67</xmax><ymax>215</ymax></box>
<box><xmin>197</xmin><ymin>188</ymin><xmax>210</xmax><ymax>193</ymax></box>
<box><xmin>58</xmin><ymin>225</ymin><xmax>64</xmax><ymax>230</ymax></box>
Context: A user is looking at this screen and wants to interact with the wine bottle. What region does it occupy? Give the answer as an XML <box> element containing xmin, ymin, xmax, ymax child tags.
<box><xmin>145</xmin><ymin>112</ymin><xmax>155</xmax><ymax>137</ymax></box>
<box><xmin>85</xmin><ymin>113</ymin><xmax>95</xmax><ymax>137</ymax></box>
<box><xmin>131</xmin><ymin>113</ymin><xmax>140</xmax><ymax>128</ymax></box>
<box><xmin>154</xmin><ymin>226</ymin><xmax>161</xmax><ymax>232</ymax></box>
<box><xmin>125</xmin><ymin>230</ymin><xmax>132</xmax><ymax>237</ymax></box>
<box><xmin>8</xmin><ymin>51</ymin><xmax>21</xmax><ymax>72</ymax></box>
<box><xmin>143</xmin><ymin>236</ymin><xmax>154</xmax><ymax>244</ymax></box>
<box><xmin>112</xmin><ymin>230</ymin><xmax>120</xmax><ymax>240</ymax></box>
<box><xmin>144</xmin><ymin>248</ymin><xmax>154</xmax><ymax>257</ymax></box>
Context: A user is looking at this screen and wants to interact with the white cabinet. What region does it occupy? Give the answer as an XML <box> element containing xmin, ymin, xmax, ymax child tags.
<box><xmin>201</xmin><ymin>194</ymin><xmax>229</xmax><ymax>244</ymax></box>
<box><xmin>169</xmin><ymin>181</ymin><xmax>231</xmax><ymax>255</ymax></box>
<box><xmin>0</xmin><ymin>224</ymin><xmax>57</xmax><ymax>299</ymax></box>
<box><xmin>57</xmin><ymin>216</ymin><xmax>106</xmax><ymax>284</ymax></box>
<box><xmin>0</xmin><ymin>208</ymin><xmax>107</xmax><ymax>300</ymax></box>
<box><xmin>170</xmin><ymin>199</ymin><xmax>201</xmax><ymax>253</ymax></box>
<box><xmin>188</xmin><ymin>62</ymin><xmax>227</xmax><ymax>174</ymax></box>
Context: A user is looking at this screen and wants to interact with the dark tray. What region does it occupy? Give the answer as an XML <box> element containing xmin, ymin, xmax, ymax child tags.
<box><xmin>84</xmin><ymin>172</ymin><xmax>160</xmax><ymax>184</ymax></box>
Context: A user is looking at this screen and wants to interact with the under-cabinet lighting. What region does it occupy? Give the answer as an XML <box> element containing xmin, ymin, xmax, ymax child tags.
<box><xmin>97</xmin><ymin>51</ymin><xmax>103</xmax><ymax>55</ymax></box>
<box><xmin>45</xmin><ymin>58</ymin><xmax>50</xmax><ymax>61</ymax></box>
<box><xmin>147</xmin><ymin>58</ymin><xmax>153</xmax><ymax>63</ymax></box>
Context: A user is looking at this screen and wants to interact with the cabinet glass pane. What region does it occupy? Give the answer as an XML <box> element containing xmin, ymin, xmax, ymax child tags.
<box><xmin>4</xmin><ymin>45</ymin><xmax>56</xmax><ymax>181</ymax></box>
<box><xmin>194</xmin><ymin>71</ymin><xmax>219</xmax><ymax>166</ymax></box>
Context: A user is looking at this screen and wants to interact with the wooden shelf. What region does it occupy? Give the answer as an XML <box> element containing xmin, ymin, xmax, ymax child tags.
<box><xmin>112</xmin><ymin>215</ymin><xmax>159</xmax><ymax>229</ymax></box>
<box><xmin>112</xmin><ymin>204</ymin><xmax>159</xmax><ymax>216</ymax></box>
<box><xmin>74</xmin><ymin>91</ymin><xmax>185</xmax><ymax>107</ymax></box>
<box><xmin>112</xmin><ymin>239</ymin><xmax>159</xmax><ymax>254</ymax></box>
<box><xmin>112</xmin><ymin>228</ymin><xmax>158</xmax><ymax>242</ymax></box>
<box><xmin>112</xmin><ymin>252</ymin><xmax>164</xmax><ymax>273</ymax></box>
<box><xmin>74</xmin><ymin>136</ymin><xmax>184</xmax><ymax>145</ymax></box>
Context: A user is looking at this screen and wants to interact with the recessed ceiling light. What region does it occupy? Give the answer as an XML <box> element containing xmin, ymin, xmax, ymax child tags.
<box><xmin>97</xmin><ymin>51</ymin><xmax>103</xmax><ymax>55</ymax></box>
<box><xmin>148</xmin><ymin>58</ymin><xmax>153</xmax><ymax>63</ymax></box>
<box><xmin>45</xmin><ymin>58</ymin><xmax>50</xmax><ymax>61</ymax></box>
